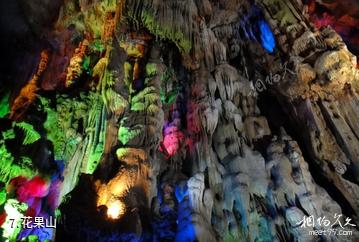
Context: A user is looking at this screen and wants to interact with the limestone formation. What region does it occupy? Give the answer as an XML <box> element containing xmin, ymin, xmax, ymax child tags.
<box><xmin>0</xmin><ymin>0</ymin><xmax>358</xmax><ymax>241</ymax></box>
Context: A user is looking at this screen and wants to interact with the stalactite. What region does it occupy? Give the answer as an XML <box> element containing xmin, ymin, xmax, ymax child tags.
<box><xmin>65</xmin><ymin>39</ymin><xmax>89</xmax><ymax>88</ymax></box>
<box><xmin>10</xmin><ymin>50</ymin><xmax>49</xmax><ymax>120</ymax></box>
<box><xmin>1</xmin><ymin>0</ymin><xmax>359</xmax><ymax>241</ymax></box>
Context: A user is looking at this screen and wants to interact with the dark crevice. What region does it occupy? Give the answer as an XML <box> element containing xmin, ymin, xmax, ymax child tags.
<box><xmin>343</xmin><ymin>161</ymin><xmax>359</xmax><ymax>185</ymax></box>
<box><xmin>257</xmin><ymin>90</ymin><xmax>357</xmax><ymax>218</ymax></box>
<box><xmin>318</xmin><ymin>100</ymin><xmax>359</xmax><ymax>186</ymax></box>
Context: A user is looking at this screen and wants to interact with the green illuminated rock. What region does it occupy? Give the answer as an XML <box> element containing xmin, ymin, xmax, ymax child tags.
<box><xmin>0</xmin><ymin>92</ymin><xmax>10</xmax><ymax>118</ymax></box>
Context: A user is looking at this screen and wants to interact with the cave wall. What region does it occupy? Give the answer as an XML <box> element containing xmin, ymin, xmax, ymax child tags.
<box><xmin>0</xmin><ymin>0</ymin><xmax>359</xmax><ymax>241</ymax></box>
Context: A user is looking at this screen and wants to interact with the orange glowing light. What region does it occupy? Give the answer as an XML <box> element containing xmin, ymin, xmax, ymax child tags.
<box><xmin>107</xmin><ymin>201</ymin><xmax>125</xmax><ymax>219</ymax></box>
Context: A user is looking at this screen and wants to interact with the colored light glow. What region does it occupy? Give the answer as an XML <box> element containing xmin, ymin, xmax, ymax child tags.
<box><xmin>162</xmin><ymin>125</ymin><xmax>184</xmax><ymax>157</ymax></box>
<box><xmin>0</xmin><ymin>92</ymin><xmax>10</xmax><ymax>118</ymax></box>
<box><xmin>107</xmin><ymin>201</ymin><xmax>125</xmax><ymax>219</ymax></box>
<box><xmin>174</xmin><ymin>184</ymin><xmax>188</xmax><ymax>203</ymax></box>
<box><xmin>97</xmin><ymin>172</ymin><xmax>132</xmax><ymax>221</ymax></box>
<box><xmin>259</xmin><ymin>20</ymin><xmax>276</xmax><ymax>53</ymax></box>
<box><xmin>306</xmin><ymin>0</ymin><xmax>359</xmax><ymax>67</ymax></box>
<box><xmin>15</xmin><ymin>176</ymin><xmax>50</xmax><ymax>203</ymax></box>
<box><xmin>1</xmin><ymin>199</ymin><xmax>28</xmax><ymax>240</ymax></box>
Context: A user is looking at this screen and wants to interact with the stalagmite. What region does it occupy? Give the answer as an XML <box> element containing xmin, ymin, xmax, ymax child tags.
<box><xmin>1</xmin><ymin>0</ymin><xmax>359</xmax><ymax>241</ymax></box>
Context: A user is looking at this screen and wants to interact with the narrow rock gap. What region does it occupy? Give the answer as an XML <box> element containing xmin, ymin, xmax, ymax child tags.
<box><xmin>318</xmin><ymin>101</ymin><xmax>359</xmax><ymax>186</ymax></box>
<box><xmin>257</xmin><ymin>90</ymin><xmax>357</xmax><ymax>217</ymax></box>
<box><xmin>318</xmin><ymin>101</ymin><xmax>352</xmax><ymax>160</ymax></box>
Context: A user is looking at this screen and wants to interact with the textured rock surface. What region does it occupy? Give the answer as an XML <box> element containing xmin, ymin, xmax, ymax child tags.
<box><xmin>0</xmin><ymin>0</ymin><xmax>359</xmax><ymax>241</ymax></box>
